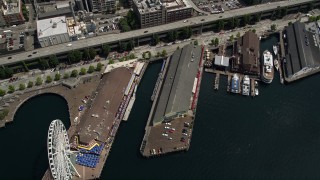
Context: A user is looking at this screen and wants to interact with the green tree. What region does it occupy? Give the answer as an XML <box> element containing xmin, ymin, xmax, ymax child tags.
<box><xmin>194</xmin><ymin>40</ymin><xmax>198</xmax><ymax>45</ymax></box>
<box><xmin>156</xmin><ymin>52</ymin><xmax>161</xmax><ymax>57</ymax></box>
<box><xmin>63</xmin><ymin>73</ymin><xmax>70</xmax><ymax>79</ymax></box>
<box><xmin>152</xmin><ymin>34</ymin><xmax>160</xmax><ymax>46</ymax></box>
<box><xmin>4</xmin><ymin>67</ymin><xmax>13</xmax><ymax>78</ymax></box>
<box><xmin>49</xmin><ymin>55</ymin><xmax>59</xmax><ymax>67</ymax></box>
<box><xmin>218</xmin><ymin>20</ymin><xmax>224</xmax><ymax>31</ymax></box>
<box><xmin>236</xmin><ymin>32</ymin><xmax>241</xmax><ymax>38</ymax></box>
<box><xmin>0</xmin><ymin>68</ymin><xmax>5</xmax><ymax>79</ymax></box>
<box><xmin>214</xmin><ymin>38</ymin><xmax>219</xmax><ymax>46</ymax></box>
<box><xmin>234</xmin><ymin>18</ymin><xmax>240</xmax><ymax>28</ymax></box>
<box><xmin>54</xmin><ymin>73</ymin><xmax>61</xmax><ymax>81</ymax></box>
<box><xmin>73</xmin><ymin>50</ymin><xmax>82</xmax><ymax>62</ymax></box>
<box><xmin>288</xmin><ymin>21</ymin><xmax>293</xmax><ymax>26</ymax></box>
<box><xmin>252</xmin><ymin>29</ymin><xmax>256</xmax><ymax>33</ymax></box>
<box><xmin>127</xmin><ymin>40</ymin><xmax>135</xmax><ymax>50</ymax></box>
<box><xmin>80</xmin><ymin>68</ymin><xmax>87</xmax><ymax>75</ymax></box>
<box><xmin>68</xmin><ymin>52</ymin><xmax>76</xmax><ymax>63</ymax></box>
<box><xmin>102</xmin><ymin>44</ymin><xmax>111</xmax><ymax>56</ymax></box>
<box><xmin>0</xmin><ymin>88</ymin><xmax>5</xmax><ymax>96</ymax></box>
<box><xmin>161</xmin><ymin>50</ymin><xmax>167</xmax><ymax>57</ymax></box>
<box><xmin>177</xmin><ymin>46</ymin><xmax>180</xmax><ymax>50</ymax></box>
<box><xmin>148</xmin><ymin>51</ymin><xmax>152</xmax><ymax>59</ymax></box>
<box><xmin>35</xmin><ymin>77</ymin><xmax>43</xmax><ymax>86</ymax></box>
<box><xmin>88</xmin><ymin>65</ymin><xmax>95</xmax><ymax>73</ymax></box>
<box><xmin>109</xmin><ymin>60</ymin><xmax>115</xmax><ymax>64</ymax></box>
<box><xmin>39</xmin><ymin>58</ymin><xmax>49</xmax><ymax>70</ymax></box>
<box><xmin>22</xmin><ymin>61</ymin><xmax>29</xmax><ymax>72</ymax></box>
<box><xmin>271</xmin><ymin>24</ymin><xmax>277</xmax><ymax>31</ymax></box>
<box><xmin>71</xmin><ymin>70</ymin><xmax>78</xmax><ymax>77</ymax></box>
<box><xmin>83</xmin><ymin>49</ymin><xmax>90</xmax><ymax>60</ymax></box>
<box><xmin>8</xmin><ymin>85</ymin><xmax>15</xmax><ymax>93</ymax></box>
<box><xmin>96</xmin><ymin>62</ymin><xmax>103</xmax><ymax>71</ymax></box>
<box><xmin>281</xmin><ymin>7</ymin><xmax>288</xmax><ymax>17</ymax></box>
<box><xmin>254</xmin><ymin>14</ymin><xmax>261</xmax><ymax>23</ymax></box>
<box><xmin>167</xmin><ymin>31</ymin><xmax>174</xmax><ymax>42</ymax></box>
<box><xmin>243</xmin><ymin>14</ymin><xmax>250</xmax><ymax>26</ymax></box>
<box><xmin>19</xmin><ymin>83</ymin><xmax>25</xmax><ymax>91</ymax></box>
<box><xmin>118</xmin><ymin>18</ymin><xmax>131</xmax><ymax>32</ymax></box>
<box><xmin>230</xmin><ymin>35</ymin><xmax>234</xmax><ymax>41</ymax></box>
<box><xmin>229</xmin><ymin>18</ymin><xmax>235</xmax><ymax>29</ymax></box>
<box><xmin>89</xmin><ymin>48</ymin><xmax>96</xmax><ymax>59</ymax></box>
<box><xmin>120</xmin><ymin>42</ymin><xmax>127</xmax><ymax>52</ymax></box>
<box><xmin>27</xmin><ymin>81</ymin><xmax>33</xmax><ymax>88</ymax></box>
<box><xmin>46</xmin><ymin>76</ymin><xmax>52</xmax><ymax>83</ymax></box>
<box><xmin>142</xmin><ymin>52</ymin><xmax>146</xmax><ymax>59</ymax></box>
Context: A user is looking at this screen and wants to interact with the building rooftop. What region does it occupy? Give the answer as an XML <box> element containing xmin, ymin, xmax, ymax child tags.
<box><xmin>134</xmin><ymin>0</ymin><xmax>191</xmax><ymax>14</ymax></box>
<box><xmin>35</xmin><ymin>1</ymin><xmax>72</xmax><ymax>19</ymax></box>
<box><xmin>214</xmin><ymin>55</ymin><xmax>229</xmax><ymax>67</ymax></box>
<box><xmin>37</xmin><ymin>16</ymin><xmax>68</xmax><ymax>38</ymax></box>
<box><xmin>1</xmin><ymin>0</ymin><xmax>21</xmax><ymax>15</ymax></box>
<box><xmin>152</xmin><ymin>44</ymin><xmax>201</xmax><ymax>125</ymax></box>
<box><xmin>284</xmin><ymin>22</ymin><xmax>320</xmax><ymax>78</ymax></box>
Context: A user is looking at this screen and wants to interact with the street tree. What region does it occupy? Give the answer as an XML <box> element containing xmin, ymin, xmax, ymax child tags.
<box><xmin>88</xmin><ymin>65</ymin><xmax>95</xmax><ymax>73</ymax></box>
<box><xmin>0</xmin><ymin>68</ymin><xmax>5</xmax><ymax>79</ymax></box>
<box><xmin>4</xmin><ymin>67</ymin><xmax>13</xmax><ymax>78</ymax></box>
<box><xmin>36</xmin><ymin>77</ymin><xmax>43</xmax><ymax>86</ymax></box>
<box><xmin>252</xmin><ymin>29</ymin><xmax>256</xmax><ymax>33</ymax></box>
<box><xmin>127</xmin><ymin>40</ymin><xmax>135</xmax><ymax>51</ymax></box>
<box><xmin>89</xmin><ymin>48</ymin><xmax>96</xmax><ymax>59</ymax></box>
<box><xmin>54</xmin><ymin>73</ymin><xmax>61</xmax><ymax>81</ymax></box>
<box><xmin>254</xmin><ymin>14</ymin><xmax>261</xmax><ymax>23</ymax></box>
<box><xmin>218</xmin><ymin>20</ymin><xmax>224</xmax><ymax>31</ymax></box>
<box><xmin>234</xmin><ymin>18</ymin><xmax>240</xmax><ymax>27</ymax></box>
<box><xmin>71</xmin><ymin>70</ymin><xmax>78</xmax><ymax>77</ymax></box>
<box><xmin>236</xmin><ymin>32</ymin><xmax>241</xmax><ymax>38</ymax></box>
<box><xmin>194</xmin><ymin>40</ymin><xmax>198</xmax><ymax>45</ymax></box>
<box><xmin>96</xmin><ymin>62</ymin><xmax>103</xmax><ymax>71</ymax></box>
<box><xmin>229</xmin><ymin>18</ymin><xmax>235</xmax><ymax>29</ymax></box>
<box><xmin>83</xmin><ymin>49</ymin><xmax>90</xmax><ymax>60</ymax></box>
<box><xmin>80</xmin><ymin>68</ymin><xmax>87</xmax><ymax>75</ymax></box>
<box><xmin>152</xmin><ymin>34</ymin><xmax>160</xmax><ymax>46</ymax></box>
<box><xmin>120</xmin><ymin>43</ymin><xmax>127</xmax><ymax>52</ymax></box>
<box><xmin>74</xmin><ymin>50</ymin><xmax>82</xmax><ymax>62</ymax></box>
<box><xmin>214</xmin><ymin>38</ymin><xmax>219</xmax><ymax>46</ymax></box>
<box><xmin>68</xmin><ymin>52</ymin><xmax>76</xmax><ymax>63</ymax></box>
<box><xmin>0</xmin><ymin>88</ymin><xmax>6</xmax><ymax>96</ymax></box>
<box><xmin>49</xmin><ymin>55</ymin><xmax>59</xmax><ymax>67</ymax></box>
<box><xmin>19</xmin><ymin>83</ymin><xmax>26</xmax><ymax>91</ymax></box>
<box><xmin>167</xmin><ymin>31</ymin><xmax>174</xmax><ymax>42</ymax></box>
<box><xmin>27</xmin><ymin>81</ymin><xmax>33</xmax><ymax>88</ymax></box>
<box><xmin>102</xmin><ymin>44</ymin><xmax>111</xmax><ymax>57</ymax></box>
<box><xmin>271</xmin><ymin>24</ymin><xmax>277</xmax><ymax>31</ymax></box>
<box><xmin>63</xmin><ymin>73</ymin><xmax>70</xmax><ymax>79</ymax></box>
<box><xmin>230</xmin><ymin>35</ymin><xmax>234</xmax><ymax>41</ymax></box>
<box><xmin>46</xmin><ymin>76</ymin><xmax>52</xmax><ymax>83</ymax></box>
<box><xmin>39</xmin><ymin>58</ymin><xmax>49</xmax><ymax>69</ymax></box>
<box><xmin>8</xmin><ymin>85</ymin><xmax>15</xmax><ymax>94</ymax></box>
<box><xmin>22</xmin><ymin>61</ymin><xmax>29</xmax><ymax>72</ymax></box>
<box><xmin>243</xmin><ymin>14</ymin><xmax>250</xmax><ymax>25</ymax></box>
<box><xmin>161</xmin><ymin>50</ymin><xmax>167</xmax><ymax>57</ymax></box>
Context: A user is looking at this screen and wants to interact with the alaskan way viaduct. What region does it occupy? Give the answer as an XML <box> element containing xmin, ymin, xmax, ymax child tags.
<box><xmin>0</xmin><ymin>0</ymin><xmax>319</xmax><ymax>67</ymax></box>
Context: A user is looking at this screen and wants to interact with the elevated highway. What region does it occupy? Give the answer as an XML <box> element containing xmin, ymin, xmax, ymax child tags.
<box><xmin>0</xmin><ymin>0</ymin><xmax>319</xmax><ymax>66</ymax></box>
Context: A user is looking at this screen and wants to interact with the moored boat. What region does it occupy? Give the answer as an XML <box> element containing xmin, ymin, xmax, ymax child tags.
<box><xmin>261</xmin><ymin>50</ymin><xmax>274</xmax><ymax>84</ymax></box>
<box><xmin>274</xmin><ymin>59</ymin><xmax>279</xmax><ymax>71</ymax></box>
<box><xmin>231</xmin><ymin>74</ymin><xmax>240</xmax><ymax>94</ymax></box>
<box><xmin>273</xmin><ymin>45</ymin><xmax>278</xmax><ymax>55</ymax></box>
<box><xmin>242</xmin><ymin>75</ymin><xmax>250</xmax><ymax>96</ymax></box>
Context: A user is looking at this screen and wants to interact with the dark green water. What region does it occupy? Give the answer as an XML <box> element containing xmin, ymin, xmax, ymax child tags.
<box><xmin>0</xmin><ymin>94</ymin><xmax>70</xmax><ymax>180</ymax></box>
<box><xmin>2</xmin><ymin>35</ymin><xmax>320</xmax><ymax>180</ymax></box>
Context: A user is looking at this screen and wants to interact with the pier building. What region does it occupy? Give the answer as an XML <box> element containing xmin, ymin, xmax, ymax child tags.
<box><xmin>282</xmin><ymin>21</ymin><xmax>320</xmax><ymax>82</ymax></box>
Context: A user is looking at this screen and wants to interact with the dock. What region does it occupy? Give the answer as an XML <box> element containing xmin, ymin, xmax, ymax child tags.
<box><xmin>214</xmin><ymin>73</ymin><xmax>220</xmax><ymax>90</ymax></box>
<box><xmin>279</xmin><ymin>32</ymin><xmax>285</xmax><ymax>84</ymax></box>
<box><xmin>250</xmin><ymin>79</ymin><xmax>256</xmax><ymax>97</ymax></box>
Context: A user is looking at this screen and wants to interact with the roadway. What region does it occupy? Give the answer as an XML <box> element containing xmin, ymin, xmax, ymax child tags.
<box><xmin>0</xmin><ymin>0</ymin><xmax>316</xmax><ymax>65</ymax></box>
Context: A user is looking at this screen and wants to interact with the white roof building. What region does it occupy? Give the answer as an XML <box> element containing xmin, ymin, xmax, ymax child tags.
<box><xmin>37</xmin><ymin>16</ymin><xmax>70</xmax><ymax>47</ymax></box>
<box><xmin>214</xmin><ymin>55</ymin><xmax>230</xmax><ymax>67</ymax></box>
<box><xmin>37</xmin><ymin>16</ymin><xmax>68</xmax><ymax>38</ymax></box>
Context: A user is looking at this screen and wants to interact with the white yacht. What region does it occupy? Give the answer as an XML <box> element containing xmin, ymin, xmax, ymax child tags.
<box><xmin>261</xmin><ymin>50</ymin><xmax>274</xmax><ymax>84</ymax></box>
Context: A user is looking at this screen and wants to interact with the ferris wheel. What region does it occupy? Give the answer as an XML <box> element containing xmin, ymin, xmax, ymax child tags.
<box><xmin>47</xmin><ymin>120</ymin><xmax>80</xmax><ymax>180</ymax></box>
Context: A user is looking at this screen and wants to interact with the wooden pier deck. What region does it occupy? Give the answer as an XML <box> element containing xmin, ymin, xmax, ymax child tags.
<box><xmin>214</xmin><ymin>73</ymin><xmax>220</xmax><ymax>90</ymax></box>
<box><xmin>279</xmin><ymin>32</ymin><xmax>285</xmax><ymax>84</ymax></box>
<box><xmin>250</xmin><ymin>79</ymin><xmax>256</xmax><ymax>97</ymax></box>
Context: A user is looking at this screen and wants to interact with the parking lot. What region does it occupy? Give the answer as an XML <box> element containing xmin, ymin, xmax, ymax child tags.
<box><xmin>96</xmin><ymin>16</ymin><xmax>121</xmax><ymax>35</ymax></box>
<box><xmin>192</xmin><ymin>0</ymin><xmax>244</xmax><ymax>14</ymax></box>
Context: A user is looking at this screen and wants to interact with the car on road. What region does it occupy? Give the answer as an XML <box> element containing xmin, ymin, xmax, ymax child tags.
<box><xmin>67</xmin><ymin>43</ymin><xmax>72</xmax><ymax>47</ymax></box>
<box><xmin>219</xmin><ymin>16</ymin><xmax>223</xmax><ymax>18</ymax></box>
<box><xmin>165</xmin><ymin>126</ymin><xmax>170</xmax><ymax>129</ymax></box>
<box><xmin>144</xmin><ymin>30</ymin><xmax>148</xmax><ymax>33</ymax></box>
<box><xmin>165</xmin><ymin>122</ymin><xmax>171</xmax><ymax>125</ymax></box>
<box><xmin>201</xmin><ymin>19</ymin><xmax>205</xmax><ymax>21</ymax></box>
<box><xmin>183</xmin><ymin>20</ymin><xmax>188</xmax><ymax>23</ymax></box>
<box><xmin>162</xmin><ymin>133</ymin><xmax>168</xmax><ymax>137</ymax></box>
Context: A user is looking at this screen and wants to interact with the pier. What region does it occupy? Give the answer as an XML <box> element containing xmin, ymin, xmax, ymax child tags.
<box><xmin>279</xmin><ymin>32</ymin><xmax>285</xmax><ymax>84</ymax></box>
<box><xmin>214</xmin><ymin>73</ymin><xmax>220</xmax><ymax>90</ymax></box>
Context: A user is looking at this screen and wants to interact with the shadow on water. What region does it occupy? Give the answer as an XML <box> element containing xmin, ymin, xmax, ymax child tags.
<box><xmin>0</xmin><ymin>94</ymin><xmax>70</xmax><ymax>179</ymax></box>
